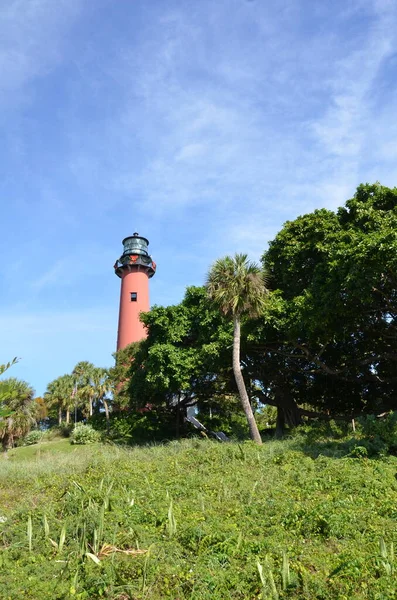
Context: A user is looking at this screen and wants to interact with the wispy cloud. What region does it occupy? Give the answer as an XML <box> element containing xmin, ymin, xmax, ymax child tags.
<box><xmin>64</xmin><ymin>0</ymin><xmax>397</xmax><ymax>255</ymax></box>
<box><xmin>30</xmin><ymin>260</ymin><xmax>67</xmax><ymax>292</ymax></box>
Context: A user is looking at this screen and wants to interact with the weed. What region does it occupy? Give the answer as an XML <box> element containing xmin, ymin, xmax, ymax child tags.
<box><xmin>167</xmin><ymin>498</ymin><xmax>177</xmax><ymax>538</ymax></box>
<box><xmin>379</xmin><ymin>538</ymin><xmax>394</xmax><ymax>576</ymax></box>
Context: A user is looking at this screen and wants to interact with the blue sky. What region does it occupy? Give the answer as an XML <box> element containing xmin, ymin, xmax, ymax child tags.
<box><xmin>1</xmin><ymin>0</ymin><xmax>397</xmax><ymax>395</ymax></box>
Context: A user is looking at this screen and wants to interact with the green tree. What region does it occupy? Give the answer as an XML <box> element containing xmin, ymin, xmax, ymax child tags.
<box><xmin>117</xmin><ymin>287</ymin><xmax>235</xmax><ymax>437</ymax></box>
<box><xmin>0</xmin><ymin>358</ymin><xmax>18</xmax><ymax>419</ymax></box>
<box><xmin>72</xmin><ymin>361</ymin><xmax>95</xmax><ymax>417</ymax></box>
<box><xmin>0</xmin><ymin>378</ymin><xmax>36</xmax><ymax>450</ymax></box>
<box><xmin>206</xmin><ymin>254</ymin><xmax>268</xmax><ymax>444</ymax></box>
<box><xmin>260</xmin><ymin>182</ymin><xmax>397</xmax><ymax>420</ymax></box>
<box><xmin>91</xmin><ymin>367</ymin><xmax>112</xmax><ymax>427</ymax></box>
<box><xmin>44</xmin><ymin>375</ymin><xmax>75</xmax><ymax>425</ymax></box>
<box><xmin>109</xmin><ymin>343</ymin><xmax>140</xmax><ymax>411</ymax></box>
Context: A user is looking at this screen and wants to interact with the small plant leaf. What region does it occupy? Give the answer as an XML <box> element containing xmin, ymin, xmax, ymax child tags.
<box><xmin>86</xmin><ymin>552</ymin><xmax>101</xmax><ymax>565</ymax></box>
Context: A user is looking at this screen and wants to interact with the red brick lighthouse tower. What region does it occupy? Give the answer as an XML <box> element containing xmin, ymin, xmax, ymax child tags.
<box><xmin>114</xmin><ymin>233</ymin><xmax>156</xmax><ymax>350</ymax></box>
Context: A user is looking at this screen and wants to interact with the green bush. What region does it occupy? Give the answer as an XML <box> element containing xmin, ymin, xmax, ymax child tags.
<box><xmin>43</xmin><ymin>423</ymin><xmax>74</xmax><ymax>439</ymax></box>
<box><xmin>194</xmin><ymin>408</ymin><xmax>248</xmax><ymax>439</ymax></box>
<box><xmin>348</xmin><ymin>444</ymin><xmax>369</xmax><ymax>458</ymax></box>
<box><xmin>90</xmin><ymin>409</ymin><xmax>178</xmax><ymax>445</ymax></box>
<box><xmin>358</xmin><ymin>412</ymin><xmax>397</xmax><ymax>453</ymax></box>
<box><xmin>107</xmin><ymin>415</ymin><xmax>133</xmax><ymax>444</ymax></box>
<box><xmin>21</xmin><ymin>430</ymin><xmax>43</xmax><ymax>446</ymax></box>
<box><xmin>70</xmin><ymin>423</ymin><xmax>101</xmax><ymax>445</ymax></box>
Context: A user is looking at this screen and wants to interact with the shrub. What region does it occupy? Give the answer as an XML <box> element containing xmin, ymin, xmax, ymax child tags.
<box><xmin>90</xmin><ymin>409</ymin><xmax>179</xmax><ymax>445</ymax></box>
<box><xmin>21</xmin><ymin>430</ymin><xmax>43</xmax><ymax>446</ymax></box>
<box><xmin>44</xmin><ymin>424</ymin><xmax>74</xmax><ymax>439</ymax></box>
<box><xmin>109</xmin><ymin>410</ymin><xmax>177</xmax><ymax>444</ymax></box>
<box><xmin>70</xmin><ymin>424</ymin><xmax>101</xmax><ymax>445</ymax></box>
<box><xmin>108</xmin><ymin>416</ymin><xmax>133</xmax><ymax>444</ymax></box>
<box><xmin>358</xmin><ymin>412</ymin><xmax>397</xmax><ymax>453</ymax></box>
<box><xmin>348</xmin><ymin>444</ymin><xmax>369</xmax><ymax>458</ymax></box>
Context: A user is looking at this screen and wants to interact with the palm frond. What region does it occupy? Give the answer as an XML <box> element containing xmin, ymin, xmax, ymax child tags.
<box><xmin>206</xmin><ymin>253</ymin><xmax>269</xmax><ymax>318</ymax></box>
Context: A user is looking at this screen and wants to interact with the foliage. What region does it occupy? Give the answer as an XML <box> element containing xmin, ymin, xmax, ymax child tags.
<box><xmin>109</xmin><ymin>342</ymin><xmax>141</xmax><ymax>410</ymax></box>
<box><xmin>44</xmin><ymin>374</ymin><xmax>75</xmax><ymax>426</ymax></box>
<box><xmin>34</xmin><ymin>396</ymin><xmax>48</xmax><ymax>422</ymax></box>
<box><xmin>256</xmin><ymin>182</ymin><xmax>397</xmax><ymax>422</ymax></box>
<box><xmin>44</xmin><ymin>423</ymin><xmax>75</xmax><ymax>439</ymax></box>
<box><xmin>90</xmin><ymin>409</ymin><xmax>180</xmax><ymax>444</ymax></box>
<box><xmin>206</xmin><ymin>254</ymin><xmax>268</xmax><ymax>444</ymax></box>
<box><xmin>119</xmin><ymin>287</ymin><xmax>234</xmax><ymax>422</ymax></box>
<box><xmin>70</xmin><ymin>423</ymin><xmax>101</xmax><ymax>445</ymax></box>
<box><xmin>72</xmin><ymin>361</ymin><xmax>96</xmax><ymax>417</ymax></box>
<box><xmin>206</xmin><ymin>253</ymin><xmax>268</xmax><ymax>319</ymax></box>
<box><xmin>0</xmin><ymin>357</ymin><xmax>18</xmax><ymax>377</ymax></box>
<box><xmin>20</xmin><ymin>429</ymin><xmax>43</xmax><ymax>446</ymax></box>
<box><xmin>357</xmin><ymin>412</ymin><xmax>397</xmax><ymax>454</ymax></box>
<box><xmin>44</xmin><ymin>364</ymin><xmax>112</xmax><ymax>429</ymax></box>
<box><xmin>0</xmin><ymin>377</ymin><xmax>36</xmax><ymax>450</ymax></box>
<box><xmin>0</xmin><ymin>436</ymin><xmax>396</xmax><ymax>599</ymax></box>
<box><xmin>72</xmin><ymin>362</ymin><xmax>112</xmax><ymax>421</ymax></box>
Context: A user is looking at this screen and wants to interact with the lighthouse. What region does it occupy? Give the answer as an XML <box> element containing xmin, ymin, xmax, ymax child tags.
<box><xmin>114</xmin><ymin>233</ymin><xmax>156</xmax><ymax>350</ymax></box>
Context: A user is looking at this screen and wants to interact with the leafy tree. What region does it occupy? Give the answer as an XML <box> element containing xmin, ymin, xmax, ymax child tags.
<box><xmin>0</xmin><ymin>358</ymin><xmax>18</xmax><ymax>419</ymax></box>
<box><xmin>34</xmin><ymin>397</ymin><xmax>48</xmax><ymax>422</ymax></box>
<box><xmin>0</xmin><ymin>378</ymin><xmax>36</xmax><ymax>450</ymax></box>
<box><xmin>120</xmin><ymin>287</ymin><xmax>235</xmax><ymax>436</ymax></box>
<box><xmin>206</xmin><ymin>254</ymin><xmax>268</xmax><ymax>444</ymax></box>
<box><xmin>109</xmin><ymin>343</ymin><xmax>141</xmax><ymax>411</ymax></box>
<box><xmin>260</xmin><ymin>182</ymin><xmax>397</xmax><ymax>421</ymax></box>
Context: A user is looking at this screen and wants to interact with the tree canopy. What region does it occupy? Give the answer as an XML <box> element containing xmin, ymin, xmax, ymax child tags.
<box><xmin>259</xmin><ymin>182</ymin><xmax>397</xmax><ymax>420</ymax></box>
<box><xmin>114</xmin><ymin>286</ymin><xmax>237</xmax><ymax>434</ymax></box>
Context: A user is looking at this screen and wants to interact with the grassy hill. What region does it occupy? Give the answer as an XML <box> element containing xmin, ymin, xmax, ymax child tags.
<box><xmin>0</xmin><ymin>435</ymin><xmax>396</xmax><ymax>599</ymax></box>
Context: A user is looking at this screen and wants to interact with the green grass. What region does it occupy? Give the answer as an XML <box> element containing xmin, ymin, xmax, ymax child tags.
<box><xmin>0</xmin><ymin>437</ymin><xmax>396</xmax><ymax>599</ymax></box>
<box><xmin>6</xmin><ymin>438</ymin><xmax>88</xmax><ymax>461</ymax></box>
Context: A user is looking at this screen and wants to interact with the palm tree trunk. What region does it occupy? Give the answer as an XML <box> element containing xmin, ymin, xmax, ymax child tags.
<box><xmin>66</xmin><ymin>408</ymin><xmax>70</xmax><ymax>425</ymax></box>
<box><xmin>89</xmin><ymin>398</ymin><xmax>93</xmax><ymax>417</ymax></box>
<box><xmin>233</xmin><ymin>317</ymin><xmax>262</xmax><ymax>444</ymax></box>
<box><xmin>3</xmin><ymin>421</ymin><xmax>13</xmax><ymax>451</ymax></box>
<box><xmin>58</xmin><ymin>407</ymin><xmax>62</xmax><ymax>426</ymax></box>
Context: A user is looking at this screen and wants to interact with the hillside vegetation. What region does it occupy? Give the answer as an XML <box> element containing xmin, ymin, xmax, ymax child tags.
<box><xmin>0</xmin><ymin>435</ymin><xmax>396</xmax><ymax>599</ymax></box>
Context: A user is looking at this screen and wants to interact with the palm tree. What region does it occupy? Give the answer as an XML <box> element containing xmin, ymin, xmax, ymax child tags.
<box><xmin>206</xmin><ymin>253</ymin><xmax>268</xmax><ymax>445</ymax></box>
<box><xmin>0</xmin><ymin>378</ymin><xmax>36</xmax><ymax>451</ymax></box>
<box><xmin>91</xmin><ymin>367</ymin><xmax>112</xmax><ymax>429</ymax></box>
<box><xmin>72</xmin><ymin>361</ymin><xmax>95</xmax><ymax>417</ymax></box>
<box><xmin>44</xmin><ymin>375</ymin><xmax>75</xmax><ymax>425</ymax></box>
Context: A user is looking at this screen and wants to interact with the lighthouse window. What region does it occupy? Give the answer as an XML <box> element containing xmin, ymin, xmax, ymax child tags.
<box><xmin>131</xmin><ymin>292</ymin><xmax>137</xmax><ymax>302</ymax></box>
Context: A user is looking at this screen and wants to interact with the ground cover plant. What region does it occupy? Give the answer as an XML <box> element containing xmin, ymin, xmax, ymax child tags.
<box><xmin>0</xmin><ymin>435</ymin><xmax>396</xmax><ymax>599</ymax></box>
